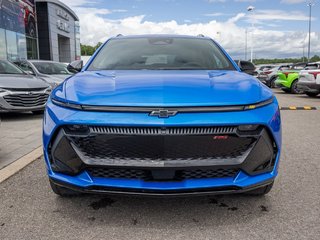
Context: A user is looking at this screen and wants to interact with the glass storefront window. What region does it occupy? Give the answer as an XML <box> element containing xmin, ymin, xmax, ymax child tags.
<box><xmin>17</xmin><ymin>33</ymin><xmax>27</xmax><ymax>60</ymax></box>
<box><xmin>0</xmin><ymin>29</ymin><xmax>7</xmax><ymax>60</ymax></box>
<box><xmin>26</xmin><ymin>37</ymin><xmax>38</xmax><ymax>59</ymax></box>
<box><xmin>6</xmin><ymin>30</ymin><xmax>18</xmax><ymax>61</ymax></box>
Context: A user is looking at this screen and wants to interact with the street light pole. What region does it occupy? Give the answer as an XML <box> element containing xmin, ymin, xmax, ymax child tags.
<box><xmin>307</xmin><ymin>2</ymin><xmax>312</xmax><ymax>61</ymax></box>
<box><xmin>307</xmin><ymin>1</ymin><xmax>315</xmax><ymax>62</ymax></box>
<box><xmin>247</xmin><ymin>6</ymin><xmax>255</xmax><ymax>63</ymax></box>
<box><xmin>245</xmin><ymin>29</ymin><xmax>248</xmax><ymax>60</ymax></box>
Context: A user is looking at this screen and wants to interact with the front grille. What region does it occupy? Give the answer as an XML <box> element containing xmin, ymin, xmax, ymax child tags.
<box><xmin>4</xmin><ymin>93</ymin><xmax>49</xmax><ymax>107</ymax></box>
<box><xmin>87</xmin><ymin>168</ymin><xmax>239</xmax><ymax>180</ymax></box>
<box><xmin>51</xmin><ymin>126</ymin><xmax>276</xmax><ymax>176</ymax></box>
<box><xmin>72</xmin><ymin>134</ymin><xmax>255</xmax><ymax>163</ymax></box>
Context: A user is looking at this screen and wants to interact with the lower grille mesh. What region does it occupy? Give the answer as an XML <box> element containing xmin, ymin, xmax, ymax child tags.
<box><xmin>87</xmin><ymin>168</ymin><xmax>238</xmax><ymax>180</ymax></box>
<box><xmin>180</xmin><ymin>168</ymin><xmax>239</xmax><ymax>179</ymax></box>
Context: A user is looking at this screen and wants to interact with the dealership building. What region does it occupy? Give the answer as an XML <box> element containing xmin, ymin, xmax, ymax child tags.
<box><xmin>0</xmin><ymin>0</ymin><xmax>80</xmax><ymax>63</ymax></box>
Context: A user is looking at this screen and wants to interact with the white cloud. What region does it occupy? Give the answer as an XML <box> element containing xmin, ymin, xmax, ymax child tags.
<box><xmin>204</xmin><ymin>12</ymin><xmax>225</xmax><ymax>17</ymax></box>
<box><xmin>227</xmin><ymin>13</ymin><xmax>246</xmax><ymax>23</ymax></box>
<box><xmin>79</xmin><ymin>14</ymin><xmax>319</xmax><ymax>59</ymax></box>
<box><xmin>280</xmin><ymin>0</ymin><xmax>308</xmax><ymax>4</ymax></box>
<box><xmin>249</xmin><ymin>9</ymin><xmax>314</xmax><ymax>21</ymax></box>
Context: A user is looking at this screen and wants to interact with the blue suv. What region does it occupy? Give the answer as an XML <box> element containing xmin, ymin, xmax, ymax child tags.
<box><xmin>43</xmin><ymin>35</ymin><xmax>281</xmax><ymax>197</ymax></box>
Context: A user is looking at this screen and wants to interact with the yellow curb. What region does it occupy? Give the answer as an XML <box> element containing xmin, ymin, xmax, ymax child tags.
<box><xmin>289</xmin><ymin>106</ymin><xmax>297</xmax><ymax>110</ymax></box>
<box><xmin>0</xmin><ymin>147</ymin><xmax>43</xmax><ymax>184</ymax></box>
<box><xmin>303</xmin><ymin>106</ymin><xmax>312</xmax><ymax>110</ymax></box>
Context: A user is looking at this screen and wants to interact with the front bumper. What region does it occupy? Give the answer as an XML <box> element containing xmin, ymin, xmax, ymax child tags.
<box><xmin>43</xmin><ymin>98</ymin><xmax>281</xmax><ymax>195</ymax></box>
<box><xmin>297</xmin><ymin>82</ymin><xmax>320</xmax><ymax>93</ymax></box>
<box><xmin>275</xmin><ymin>79</ymin><xmax>291</xmax><ymax>91</ymax></box>
<box><xmin>50</xmin><ymin>177</ymin><xmax>275</xmax><ymax>197</ymax></box>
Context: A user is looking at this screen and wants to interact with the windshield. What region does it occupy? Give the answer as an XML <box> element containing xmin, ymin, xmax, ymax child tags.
<box><xmin>88</xmin><ymin>37</ymin><xmax>235</xmax><ymax>71</ymax></box>
<box><xmin>0</xmin><ymin>60</ymin><xmax>25</xmax><ymax>74</ymax></box>
<box><xmin>32</xmin><ymin>62</ymin><xmax>72</xmax><ymax>75</ymax></box>
<box><xmin>305</xmin><ymin>64</ymin><xmax>320</xmax><ymax>70</ymax></box>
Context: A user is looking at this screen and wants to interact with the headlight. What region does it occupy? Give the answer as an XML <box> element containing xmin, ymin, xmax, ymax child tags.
<box><xmin>45</xmin><ymin>87</ymin><xmax>52</xmax><ymax>94</ymax></box>
<box><xmin>0</xmin><ymin>88</ymin><xmax>8</xmax><ymax>93</ymax></box>
<box><xmin>48</xmin><ymin>82</ymin><xmax>59</xmax><ymax>89</ymax></box>
<box><xmin>244</xmin><ymin>96</ymin><xmax>274</xmax><ymax>110</ymax></box>
<box><xmin>51</xmin><ymin>97</ymin><xmax>82</xmax><ymax>110</ymax></box>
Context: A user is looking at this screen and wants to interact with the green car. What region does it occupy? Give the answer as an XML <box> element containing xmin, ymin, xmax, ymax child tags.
<box><xmin>275</xmin><ymin>63</ymin><xmax>306</xmax><ymax>94</ymax></box>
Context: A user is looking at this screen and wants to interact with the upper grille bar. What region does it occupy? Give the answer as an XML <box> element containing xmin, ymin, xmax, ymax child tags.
<box><xmin>4</xmin><ymin>94</ymin><xmax>49</xmax><ymax>107</ymax></box>
<box><xmin>89</xmin><ymin>126</ymin><xmax>237</xmax><ymax>135</ymax></box>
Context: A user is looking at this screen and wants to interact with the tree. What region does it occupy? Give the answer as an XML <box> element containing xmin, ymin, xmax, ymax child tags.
<box><xmin>81</xmin><ymin>42</ymin><xmax>103</xmax><ymax>56</ymax></box>
<box><xmin>253</xmin><ymin>55</ymin><xmax>320</xmax><ymax>65</ymax></box>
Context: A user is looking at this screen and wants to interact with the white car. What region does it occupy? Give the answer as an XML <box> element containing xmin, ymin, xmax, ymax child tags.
<box><xmin>297</xmin><ymin>62</ymin><xmax>320</xmax><ymax>97</ymax></box>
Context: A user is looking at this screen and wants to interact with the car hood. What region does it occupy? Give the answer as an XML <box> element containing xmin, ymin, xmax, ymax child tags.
<box><xmin>0</xmin><ymin>74</ymin><xmax>49</xmax><ymax>89</ymax></box>
<box><xmin>40</xmin><ymin>74</ymin><xmax>70</xmax><ymax>83</ymax></box>
<box><xmin>62</xmin><ymin>70</ymin><xmax>272</xmax><ymax>107</ymax></box>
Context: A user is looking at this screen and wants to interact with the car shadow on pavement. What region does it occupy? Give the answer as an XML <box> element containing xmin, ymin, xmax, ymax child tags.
<box><xmin>0</xmin><ymin>112</ymin><xmax>43</xmax><ymax>121</ymax></box>
<box><xmin>51</xmin><ymin>193</ymin><xmax>273</xmax><ymax>229</ymax></box>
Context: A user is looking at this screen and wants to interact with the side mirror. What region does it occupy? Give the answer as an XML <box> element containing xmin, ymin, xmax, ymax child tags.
<box><xmin>67</xmin><ymin>60</ymin><xmax>83</xmax><ymax>73</ymax></box>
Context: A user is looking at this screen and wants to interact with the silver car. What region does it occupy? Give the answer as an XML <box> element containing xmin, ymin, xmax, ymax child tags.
<box><xmin>13</xmin><ymin>60</ymin><xmax>73</xmax><ymax>88</ymax></box>
<box><xmin>0</xmin><ymin>60</ymin><xmax>51</xmax><ymax>113</ymax></box>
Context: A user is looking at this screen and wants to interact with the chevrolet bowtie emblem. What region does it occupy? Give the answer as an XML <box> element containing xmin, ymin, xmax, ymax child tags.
<box><xmin>149</xmin><ymin>109</ymin><xmax>178</xmax><ymax>118</ymax></box>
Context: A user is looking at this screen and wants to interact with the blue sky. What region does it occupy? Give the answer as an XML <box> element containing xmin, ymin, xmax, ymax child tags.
<box><xmin>87</xmin><ymin>0</ymin><xmax>319</xmax><ymax>31</ymax></box>
<box><xmin>65</xmin><ymin>0</ymin><xmax>320</xmax><ymax>59</ymax></box>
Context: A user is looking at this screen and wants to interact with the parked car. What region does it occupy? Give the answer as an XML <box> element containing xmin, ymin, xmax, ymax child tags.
<box><xmin>0</xmin><ymin>60</ymin><xmax>51</xmax><ymax>114</ymax></box>
<box><xmin>234</xmin><ymin>60</ymin><xmax>257</xmax><ymax>76</ymax></box>
<box><xmin>257</xmin><ymin>64</ymin><xmax>292</xmax><ymax>88</ymax></box>
<box><xmin>297</xmin><ymin>62</ymin><xmax>320</xmax><ymax>97</ymax></box>
<box><xmin>255</xmin><ymin>65</ymin><xmax>275</xmax><ymax>75</ymax></box>
<box><xmin>44</xmin><ymin>35</ymin><xmax>281</xmax><ymax>197</ymax></box>
<box><xmin>274</xmin><ymin>62</ymin><xmax>307</xmax><ymax>94</ymax></box>
<box><xmin>13</xmin><ymin>60</ymin><xmax>73</xmax><ymax>89</ymax></box>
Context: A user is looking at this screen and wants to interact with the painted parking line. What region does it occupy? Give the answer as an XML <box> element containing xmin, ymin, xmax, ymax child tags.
<box><xmin>280</xmin><ymin>106</ymin><xmax>317</xmax><ymax>110</ymax></box>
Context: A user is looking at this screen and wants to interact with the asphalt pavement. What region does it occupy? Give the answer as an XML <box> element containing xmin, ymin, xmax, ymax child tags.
<box><xmin>0</xmin><ymin>89</ymin><xmax>319</xmax><ymax>240</ymax></box>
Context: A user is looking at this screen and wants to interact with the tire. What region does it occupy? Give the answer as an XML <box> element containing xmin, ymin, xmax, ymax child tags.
<box><xmin>246</xmin><ymin>181</ymin><xmax>274</xmax><ymax>196</ymax></box>
<box><xmin>290</xmin><ymin>80</ymin><xmax>301</xmax><ymax>94</ymax></box>
<box><xmin>49</xmin><ymin>181</ymin><xmax>80</xmax><ymax>197</ymax></box>
<box><xmin>269</xmin><ymin>77</ymin><xmax>276</xmax><ymax>88</ymax></box>
<box><xmin>282</xmin><ymin>88</ymin><xmax>291</xmax><ymax>93</ymax></box>
<box><xmin>306</xmin><ymin>92</ymin><xmax>319</xmax><ymax>97</ymax></box>
<box><xmin>32</xmin><ymin>110</ymin><xmax>44</xmax><ymax>115</ymax></box>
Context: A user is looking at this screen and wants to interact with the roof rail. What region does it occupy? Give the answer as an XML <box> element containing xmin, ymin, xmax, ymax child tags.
<box><xmin>116</xmin><ymin>34</ymin><xmax>123</xmax><ymax>37</ymax></box>
<box><xmin>197</xmin><ymin>34</ymin><xmax>205</xmax><ymax>37</ymax></box>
